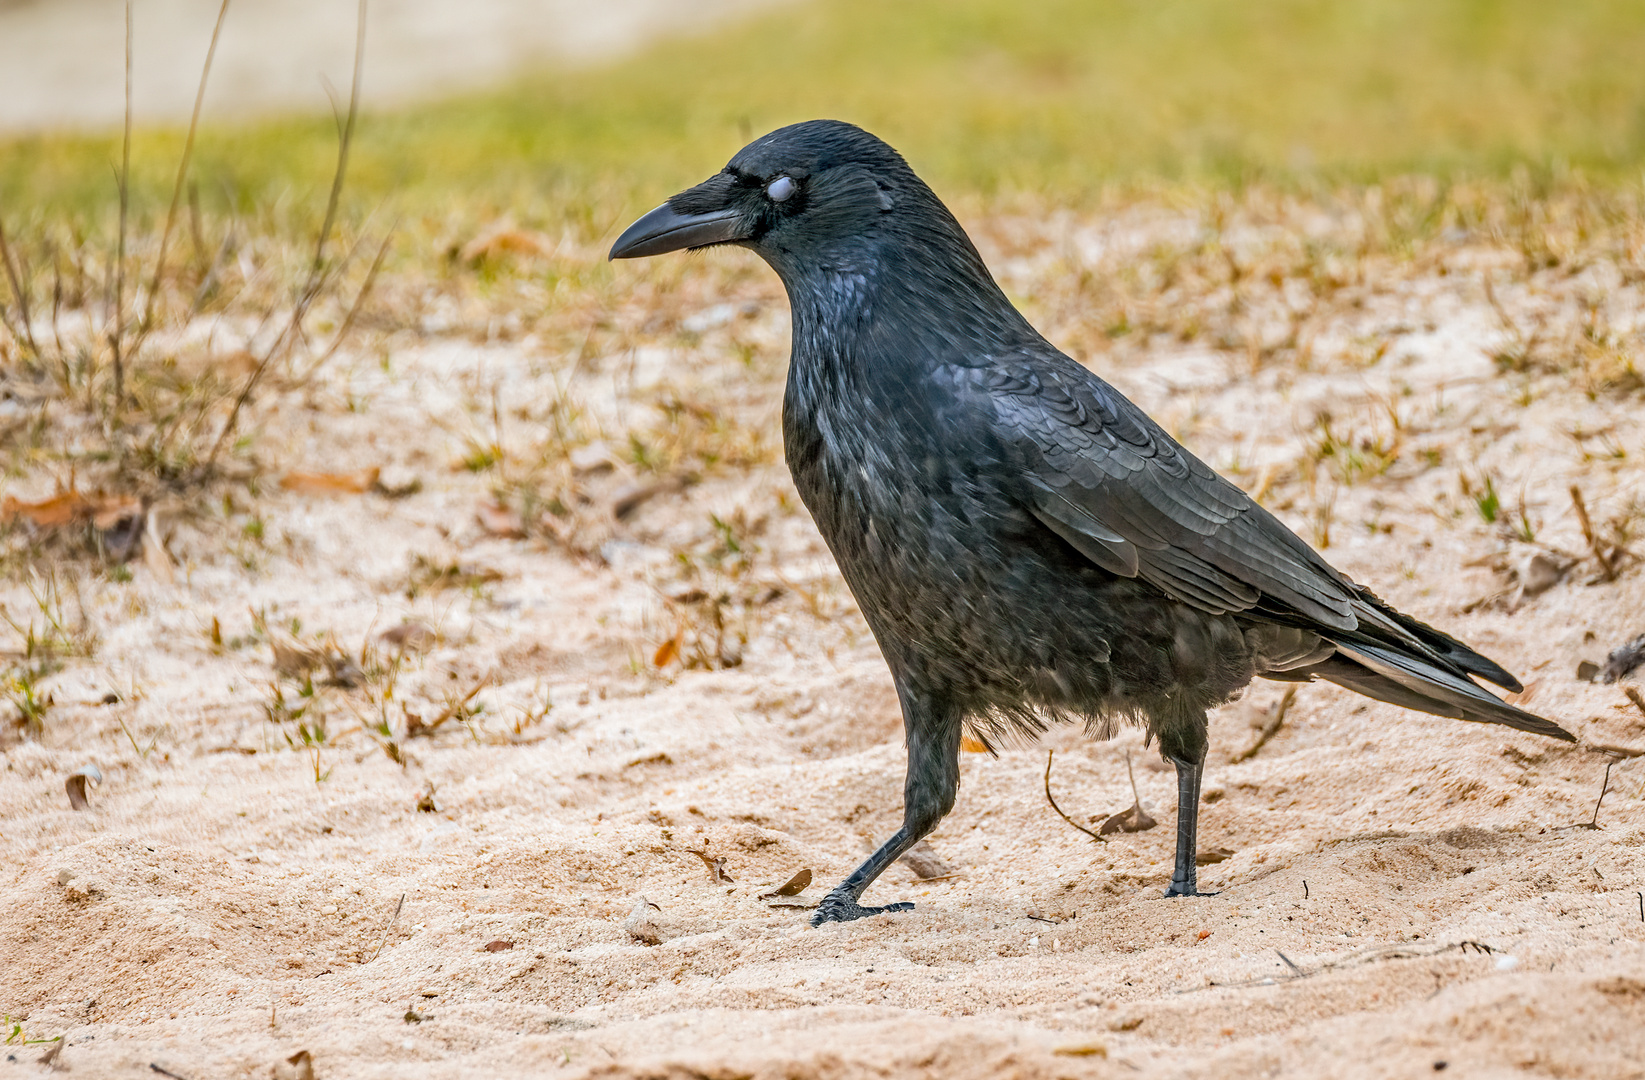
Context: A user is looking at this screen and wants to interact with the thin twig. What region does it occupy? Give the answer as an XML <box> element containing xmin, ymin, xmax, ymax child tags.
<box><xmin>408</xmin><ymin>676</ymin><xmax>489</xmax><ymax>737</ymax></box>
<box><xmin>1230</xmin><ymin>686</ymin><xmax>1297</xmax><ymax>763</ymax></box>
<box><xmin>1588</xmin><ymin>758</ymin><xmax>1615</xmax><ymax>829</ymax></box>
<box><xmin>315</xmin><ymin>0</ymin><xmax>368</xmax><ymax>274</ymax></box>
<box><xmin>1193</xmin><ymin>939</ymin><xmax>1496</xmax><ymax>994</ymax></box>
<box><xmin>292</xmin><ymin>224</ymin><xmax>395</xmax><ymax>385</ymax></box>
<box><xmin>111</xmin><ymin>0</ymin><xmax>134</xmax><ymax>412</ymax></box>
<box><xmin>208</xmin><ymin>0</ymin><xmax>368</xmax><ymax>464</ymax></box>
<box><xmin>134</xmin><ymin>0</ymin><xmax>232</xmax><ymax>354</ymax></box>
<box><xmin>367</xmin><ymin>892</ymin><xmax>406</xmax><ymax>962</ymax></box>
<box><xmin>1570</xmin><ymin>485</ymin><xmax>1616</xmax><ymax>581</ymax></box>
<box><xmin>0</xmin><ymin>217</ymin><xmax>40</xmax><ymax>358</ymax></box>
<box><xmin>1044</xmin><ymin>750</ymin><xmax>1105</xmax><ymax>844</ymax></box>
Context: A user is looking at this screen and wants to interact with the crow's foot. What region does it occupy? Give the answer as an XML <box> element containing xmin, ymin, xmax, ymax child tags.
<box><xmin>810</xmin><ymin>889</ymin><xmax>914</xmax><ymax>926</ymax></box>
<box><xmin>1163</xmin><ymin>883</ymin><xmax>1219</xmax><ymax>898</ymax></box>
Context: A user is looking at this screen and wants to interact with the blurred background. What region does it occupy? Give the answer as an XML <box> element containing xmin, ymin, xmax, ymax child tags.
<box><xmin>3</xmin><ymin>0</ymin><xmax>1645</xmax><ymax>222</ymax></box>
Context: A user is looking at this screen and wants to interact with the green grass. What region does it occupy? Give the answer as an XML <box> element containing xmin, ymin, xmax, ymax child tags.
<box><xmin>4</xmin><ymin>0</ymin><xmax>1645</xmax><ymax>233</ymax></box>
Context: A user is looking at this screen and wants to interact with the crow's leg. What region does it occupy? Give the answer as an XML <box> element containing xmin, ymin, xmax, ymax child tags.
<box><xmin>1158</xmin><ymin>718</ymin><xmax>1216</xmax><ymax>899</ymax></box>
<box><xmin>813</xmin><ymin>685</ymin><xmax>961</xmax><ymax>926</ymax></box>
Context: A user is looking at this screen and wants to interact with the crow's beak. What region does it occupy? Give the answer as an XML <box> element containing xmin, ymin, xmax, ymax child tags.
<box><xmin>609</xmin><ymin>175</ymin><xmax>752</xmax><ymax>260</ymax></box>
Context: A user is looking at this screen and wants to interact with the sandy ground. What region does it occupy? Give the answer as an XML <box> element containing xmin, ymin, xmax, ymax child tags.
<box><xmin>0</xmin><ymin>0</ymin><xmax>787</xmax><ymax>132</ymax></box>
<box><xmin>3</xmin><ymin>197</ymin><xmax>1645</xmax><ymax>1078</ymax></box>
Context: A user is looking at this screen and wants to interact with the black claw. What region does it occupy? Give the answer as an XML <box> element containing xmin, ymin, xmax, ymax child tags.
<box><xmin>810</xmin><ymin>892</ymin><xmax>915</xmax><ymax>926</ymax></box>
<box><xmin>1163</xmin><ymin>885</ymin><xmax>1219</xmax><ymax>898</ymax></box>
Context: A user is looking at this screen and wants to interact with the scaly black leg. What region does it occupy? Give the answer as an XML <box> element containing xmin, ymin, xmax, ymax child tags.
<box><xmin>1157</xmin><ymin>717</ymin><xmax>1216</xmax><ymax>899</ymax></box>
<box><xmin>813</xmin><ymin>683</ymin><xmax>961</xmax><ymax>925</ymax></box>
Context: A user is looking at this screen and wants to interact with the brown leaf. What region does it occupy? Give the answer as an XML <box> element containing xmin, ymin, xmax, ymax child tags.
<box><xmin>899</xmin><ymin>840</ymin><xmax>958</xmax><ymax>879</ymax></box>
<box><xmin>460</xmin><ymin>224</ymin><xmax>553</xmax><ymax>264</ymax></box>
<box><xmin>2</xmin><ymin>490</ymin><xmax>141</xmax><ymax>531</ymax></box>
<box><xmin>380</xmin><ymin>621</ymin><xmax>438</xmax><ymax>654</ymax></box>
<box><xmin>1052</xmin><ymin>1044</ymin><xmax>1108</xmax><ymax>1059</ymax></box>
<box><xmin>483</xmin><ymin>939</ymin><xmax>514</xmax><ymax>953</ymax></box>
<box><xmin>1196</xmin><ymin>846</ymin><xmax>1236</xmax><ymax>866</ymax></box>
<box><xmin>1098</xmin><ymin>802</ymin><xmax>1157</xmax><ymax>835</ymax></box>
<box><xmin>759</xmin><ymin>869</ymin><xmax>812</xmax><ymax>900</ymax></box>
<box><xmin>613</xmin><ymin>475</ymin><xmax>688</xmax><ymax>519</ymax></box>
<box><xmin>280</xmin><ymin>467</ymin><xmax>381</xmax><ymax>496</ymax></box>
<box><xmin>691</xmin><ymin>850</ymin><xmax>733</xmax><ymax>883</ymax></box>
<box><xmin>65</xmin><ymin>764</ymin><xmax>101</xmax><ymax>811</ymax></box>
<box><xmin>653</xmin><ymin>632</ymin><xmax>682</xmax><ymax>668</ymax></box>
<box><xmin>271</xmin><ymin>641</ymin><xmax>325</xmax><ymax>678</ymax></box>
<box><xmin>959</xmin><ymin>734</ymin><xmax>990</xmax><ymax>753</ymax></box>
<box><xmin>475</xmin><ymin>499</ymin><xmax>526</xmax><ymax>538</ymax></box>
<box><xmin>272</xmin><ymin>1049</ymin><xmax>314</xmax><ymax>1080</ymax></box>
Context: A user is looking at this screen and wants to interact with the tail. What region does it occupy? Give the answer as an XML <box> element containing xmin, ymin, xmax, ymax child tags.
<box><xmin>1323</xmin><ymin>642</ymin><xmax>1572</xmax><ymax>741</ymax></box>
<box><xmin>1259</xmin><ymin>589</ymin><xmax>1574</xmax><ymax>743</ymax></box>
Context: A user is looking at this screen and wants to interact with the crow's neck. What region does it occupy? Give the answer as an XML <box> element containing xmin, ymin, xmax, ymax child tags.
<box><xmin>776</xmin><ymin>235</ymin><xmax>1039</xmax><ymax>397</ymax></box>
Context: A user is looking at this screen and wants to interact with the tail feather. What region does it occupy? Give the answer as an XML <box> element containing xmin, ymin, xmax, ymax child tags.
<box><xmin>1349</xmin><ymin>587</ymin><xmax>1524</xmax><ymax>693</ymax></box>
<box><xmin>1322</xmin><ymin>640</ymin><xmax>1573</xmax><ymax>742</ymax></box>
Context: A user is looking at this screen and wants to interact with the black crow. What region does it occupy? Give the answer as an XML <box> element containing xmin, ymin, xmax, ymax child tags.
<box><xmin>610</xmin><ymin>120</ymin><xmax>1574</xmax><ymax>925</ymax></box>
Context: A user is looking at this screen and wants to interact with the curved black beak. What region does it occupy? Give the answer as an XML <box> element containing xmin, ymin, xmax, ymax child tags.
<box><xmin>609</xmin><ymin>173</ymin><xmax>753</xmax><ymax>260</ymax></box>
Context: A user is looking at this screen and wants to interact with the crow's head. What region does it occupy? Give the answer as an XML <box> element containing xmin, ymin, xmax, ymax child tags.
<box><xmin>609</xmin><ymin>120</ymin><xmax>927</xmax><ymax>267</ymax></box>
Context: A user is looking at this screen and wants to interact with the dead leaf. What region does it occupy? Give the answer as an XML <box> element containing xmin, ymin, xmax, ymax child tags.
<box><xmin>899</xmin><ymin>840</ymin><xmax>958</xmax><ymax>879</ymax></box>
<box><xmin>271</xmin><ymin>1049</ymin><xmax>313</xmax><ymax>1080</ymax></box>
<box><xmin>1099</xmin><ymin>802</ymin><xmax>1157</xmax><ymax>835</ymax></box>
<box><xmin>271</xmin><ymin>641</ymin><xmax>325</xmax><ymax>678</ymax></box>
<box><xmin>483</xmin><ymin>939</ymin><xmax>514</xmax><ymax>953</ymax></box>
<box><xmin>691</xmin><ymin>850</ymin><xmax>733</xmax><ymax>883</ymax></box>
<box><xmin>959</xmin><ymin>734</ymin><xmax>990</xmax><ymax>753</ymax></box>
<box><xmin>323</xmin><ymin>652</ymin><xmax>364</xmax><ymax>688</ymax></box>
<box><xmin>403</xmin><ymin>1010</ymin><xmax>428</xmax><ymax>1024</ymax></box>
<box><xmin>568</xmin><ymin>441</ymin><xmax>616</xmax><ymax>475</ymax></box>
<box><xmin>613</xmin><ymin>476</ymin><xmax>688</xmax><ymax>519</ymax></box>
<box><xmin>2</xmin><ymin>490</ymin><xmax>141</xmax><ymax>531</ymax></box>
<box><xmin>759</xmin><ymin>869</ymin><xmax>812</xmax><ymax>899</ymax></box>
<box><xmin>65</xmin><ymin>763</ymin><xmax>102</xmax><ymax>811</ymax></box>
<box><xmin>1577</xmin><ymin>659</ymin><xmax>1601</xmax><ymax>681</ymax></box>
<box><xmin>475</xmin><ymin>499</ymin><xmax>526</xmax><ymax>538</ymax></box>
<box><xmin>624</xmin><ymin>896</ymin><xmax>664</xmax><ymax>945</ymax></box>
<box><xmin>1098</xmin><ymin>750</ymin><xmax>1158</xmax><ymax>834</ymax></box>
<box><xmin>1196</xmin><ymin>846</ymin><xmax>1235</xmax><ymax>866</ymax></box>
<box><xmin>381</xmin><ymin>622</ymin><xmax>438</xmax><ymax>654</ymax></box>
<box><xmin>459</xmin><ymin>222</ymin><xmax>553</xmax><ymax>264</ymax></box>
<box><xmin>653</xmin><ymin>632</ymin><xmax>682</xmax><ymax>668</ymax></box>
<box><xmin>764</xmin><ymin>894</ymin><xmax>822</xmax><ymax>909</ymax></box>
<box><xmin>1052</xmin><ymin>1043</ymin><xmax>1108</xmax><ymax>1059</ymax></box>
<box><xmin>280</xmin><ymin>467</ymin><xmax>381</xmax><ymax>496</ymax></box>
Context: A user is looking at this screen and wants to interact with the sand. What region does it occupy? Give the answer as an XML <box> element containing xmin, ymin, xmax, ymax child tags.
<box><xmin>2</xmin><ymin>196</ymin><xmax>1644</xmax><ymax>1078</ymax></box>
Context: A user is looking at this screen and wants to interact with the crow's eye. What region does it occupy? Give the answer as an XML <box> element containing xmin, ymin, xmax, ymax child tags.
<box><xmin>766</xmin><ymin>176</ymin><xmax>797</xmax><ymax>203</ymax></box>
